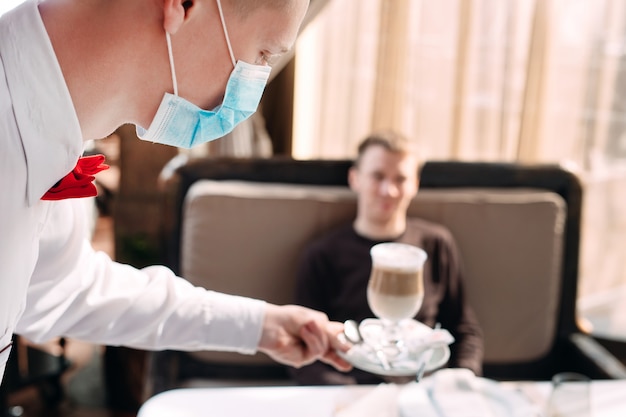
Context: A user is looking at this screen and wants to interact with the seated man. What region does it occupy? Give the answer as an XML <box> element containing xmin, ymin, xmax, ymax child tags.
<box><xmin>291</xmin><ymin>131</ymin><xmax>484</xmax><ymax>385</ymax></box>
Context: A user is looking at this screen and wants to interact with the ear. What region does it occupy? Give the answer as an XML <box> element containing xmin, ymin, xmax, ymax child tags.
<box><xmin>163</xmin><ymin>0</ymin><xmax>190</xmax><ymax>35</ymax></box>
<box><xmin>405</xmin><ymin>177</ymin><xmax>419</xmax><ymax>200</ymax></box>
<box><xmin>348</xmin><ymin>167</ymin><xmax>359</xmax><ymax>192</ymax></box>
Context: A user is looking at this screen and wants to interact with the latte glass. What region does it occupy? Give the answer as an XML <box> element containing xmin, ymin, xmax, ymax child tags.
<box><xmin>366</xmin><ymin>243</ymin><xmax>428</xmax><ymax>348</ymax></box>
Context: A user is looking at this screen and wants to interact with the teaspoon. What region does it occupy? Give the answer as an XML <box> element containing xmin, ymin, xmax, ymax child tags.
<box><xmin>344</xmin><ymin>319</ymin><xmax>391</xmax><ymax>371</ymax></box>
<box><xmin>343</xmin><ymin>319</ymin><xmax>364</xmax><ymax>344</ymax></box>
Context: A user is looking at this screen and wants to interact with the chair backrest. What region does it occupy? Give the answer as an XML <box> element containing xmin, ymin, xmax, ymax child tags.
<box><xmin>160</xmin><ymin>157</ymin><xmax>584</xmax><ymax>380</ymax></box>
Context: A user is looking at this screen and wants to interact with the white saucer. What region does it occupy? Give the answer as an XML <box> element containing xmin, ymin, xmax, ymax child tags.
<box><xmin>338</xmin><ymin>319</ymin><xmax>453</xmax><ymax>377</ymax></box>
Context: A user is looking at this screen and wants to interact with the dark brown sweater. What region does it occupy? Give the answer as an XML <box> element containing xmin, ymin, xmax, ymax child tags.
<box><xmin>291</xmin><ymin>218</ymin><xmax>484</xmax><ymax>385</ymax></box>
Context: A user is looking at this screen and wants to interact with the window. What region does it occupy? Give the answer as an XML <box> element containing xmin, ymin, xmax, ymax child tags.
<box><xmin>293</xmin><ymin>0</ymin><xmax>626</xmax><ymax>337</ymax></box>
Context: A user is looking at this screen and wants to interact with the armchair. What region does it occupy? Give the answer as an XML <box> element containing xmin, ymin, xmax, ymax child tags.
<box><xmin>149</xmin><ymin>156</ymin><xmax>626</xmax><ymax>393</ymax></box>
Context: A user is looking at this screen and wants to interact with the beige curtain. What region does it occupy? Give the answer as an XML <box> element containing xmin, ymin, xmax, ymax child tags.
<box><xmin>292</xmin><ymin>0</ymin><xmax>626</xmax><ymax>315</ymax></box>
<box><xmin>292</xmin><ymin>0</ymin><xmax>622</xmax><ymax>164</ymax></box>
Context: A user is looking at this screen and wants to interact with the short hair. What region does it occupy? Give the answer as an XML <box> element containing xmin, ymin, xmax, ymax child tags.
<box><xmin>354</xmin><ymin>130</ymin><xmax>420</xmax><ymax>168</ymax></box>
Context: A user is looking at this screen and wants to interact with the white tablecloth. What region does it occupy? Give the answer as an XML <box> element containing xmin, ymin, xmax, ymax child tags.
<box><xmin>137</xmin><ymin>379</ymin><xmax>626</xmax><ymax>417</ymax></box>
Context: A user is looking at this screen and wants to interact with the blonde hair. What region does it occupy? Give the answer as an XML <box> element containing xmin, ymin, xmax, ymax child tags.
<box><xmin>354</xmin><ymin>130</ymin><xmax>420</xmax><ymax>168</ymax></box>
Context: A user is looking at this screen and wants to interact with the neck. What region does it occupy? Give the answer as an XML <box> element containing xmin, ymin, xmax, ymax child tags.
<box><xmin>39</xmin><ymin>0</ymin><xmax>171</xmax><ymax>140</ymax></box>
<box><xmin>353</xmin><ymin>215</ymin><xmax>407</xmax><ymax>241</ymax></box>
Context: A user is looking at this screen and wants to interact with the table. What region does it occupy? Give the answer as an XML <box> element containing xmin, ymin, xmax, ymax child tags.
<box><xmin>137</xmin><ymin>379</ymin><xmax>626</xmax><ymax>417</ymax></box>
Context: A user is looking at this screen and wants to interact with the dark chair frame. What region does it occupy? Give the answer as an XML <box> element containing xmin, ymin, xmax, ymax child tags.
<box><xmin>1</xmin><ymin>336</ymin><xmax>69</xmax><ymax>415</ymax></box>
<box><xmin>154</xmin><ymin>156</ymin><xmax>626</xmax><ymax>386</ymax></box>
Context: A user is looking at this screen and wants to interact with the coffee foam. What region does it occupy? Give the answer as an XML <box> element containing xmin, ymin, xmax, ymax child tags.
<box><xmin>370</xmin><ymin>243</ymin><xmax>427</xmax><ymax>272</ymax></box>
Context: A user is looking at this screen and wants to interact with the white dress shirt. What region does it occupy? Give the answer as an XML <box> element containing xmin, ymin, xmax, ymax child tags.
<box><xmin>0</xmin><ymin>0</ymin><xmax>265</xmax><ymax>385</ymax></box>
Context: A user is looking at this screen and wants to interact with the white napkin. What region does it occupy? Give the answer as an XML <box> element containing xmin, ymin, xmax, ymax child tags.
<box><xmin>335</xmin><ymin>383</ymin><xmax>399</xmax><ymax>417</ymax></box>
<box><xmin>398</xmin><ymin>383</ymin><xmax>440</xmax><ymax>417</ymax></box>
<box><xmin>334</xmin><ymin>370</ymin><xmax>499</xmax><ymax>417</ymax></box>
<box><xmin>335</xmin><ymin>383</ymin><xmax>442</xmax><ymax>417</ymax></box>
<box><xmin>428</xmin><ymin>368</ymin><xmax>496</xmax><ymax>417</ymax></box>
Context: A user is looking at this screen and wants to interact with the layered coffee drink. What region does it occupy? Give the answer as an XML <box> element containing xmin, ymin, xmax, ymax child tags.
<box><xmin>367</xmin><ymin>268</ymin><xmax>424</xmax><ymax>322</ymax></box>
<box><xmin>367</xmin><ymin>243</ymin><xmax>427</xmax><ymax>323</ymax></box>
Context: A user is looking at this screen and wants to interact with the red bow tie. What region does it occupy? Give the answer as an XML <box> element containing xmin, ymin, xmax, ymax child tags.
<box><xmin>42</xmin><ymin>154</ymin><xmax>109</xmax><ymax>201</ymax></box>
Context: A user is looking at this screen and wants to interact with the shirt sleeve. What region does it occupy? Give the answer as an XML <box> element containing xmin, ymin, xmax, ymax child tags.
<box><xmin>15</xmin><ymin>199</ymin><xmax>266</xmax><ymax>354</ymax></box>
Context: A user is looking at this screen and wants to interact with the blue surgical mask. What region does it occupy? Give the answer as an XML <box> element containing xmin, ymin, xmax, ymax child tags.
<box><xmin>137</xmin><ymin>0</ymin><xmax>271</xmax><ymax>149</ymax></box>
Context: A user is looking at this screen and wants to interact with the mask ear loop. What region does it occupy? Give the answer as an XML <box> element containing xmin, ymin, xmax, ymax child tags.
<box><xmin>165</xmin><ymin>32</ymin><xmax>179</xmax><ymax>96</ymax></box>
<box><xmin>216</xmin><ymin>0</ymin><xmax>237</xmax><ymax>67</ymax></box>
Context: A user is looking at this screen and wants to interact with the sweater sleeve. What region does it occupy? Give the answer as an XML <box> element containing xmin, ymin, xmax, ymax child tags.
<box><xmin>434</xmin><ymin>232</ymin><xmax>484</xmax><ymax>376</ymax></box>
<box><xmin>293</xmin><ymin>243</ymin><xmax>332</xmax><ymax>314</ymax></box>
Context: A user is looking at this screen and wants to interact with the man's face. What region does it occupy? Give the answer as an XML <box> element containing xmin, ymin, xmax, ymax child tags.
<box><xmin>176</xmin><ymin>0</ymin><xmax>309</xmax><ymax>112</ymax></box>
<box><xmin>349</xmin><ymin>145</ymin><xmax>419</xmax><ymax>225</ymax></box>
<box><xmin>227</xmin><ymin>1</ymin><xmax>309</xmax><ymax>68</ymax></box>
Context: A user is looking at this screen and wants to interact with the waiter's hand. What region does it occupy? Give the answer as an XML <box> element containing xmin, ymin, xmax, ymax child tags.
<box><xmin>258</xmin><ymin>304</ymin><xmax>353</xmax><ymax>371</ymax></box>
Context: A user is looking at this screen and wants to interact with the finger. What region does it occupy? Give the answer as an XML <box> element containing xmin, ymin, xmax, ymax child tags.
<box><xmin>320</xmin><ymin>350</ymin><xmax>353</xmax><ymax>372</ymax></box>
<box><xmin>326</xmin><ymin>322</ymin><xmax>351</xmax><ymax>353</ymax></box>
<box><xmin>307</xmin><ymin>319</ymin><xmax>330</xmax><ymax>346</ymax></box>
<box><xmin>320</xmin><ymin>322</ymin><xmax>353</xmax><ymax>371</ymax></box>
<box><xmin>299</xmin><ymin>321</ymin><xmax>325</xmax><ymax>359</ymax></box>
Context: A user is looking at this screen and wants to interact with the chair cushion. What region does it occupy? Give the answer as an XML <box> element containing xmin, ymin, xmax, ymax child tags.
<box><xmin>180</xmin><ymin>180</ymin><xmax>566</xmax><ymax>365</ymax></box>
<box><xmin>408</xmin><ymin>189</ymin><xmax>566</xmax><ymax>362</ymax></box>
<box><xmin>181</xmin><ymin>181</ymin><xmax>356</xmax><ymax>365</ymax></box>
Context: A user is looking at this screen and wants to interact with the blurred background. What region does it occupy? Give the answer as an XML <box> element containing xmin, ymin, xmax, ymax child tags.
<box><xmin>286</xmin><ymin>0</ymin><xmax>626</xmax><ymax>330</ymax></box>
<box><xmin>2</xmin><ymin>0</ymin><xmax>626</xmax><ymax>415</ymax></box>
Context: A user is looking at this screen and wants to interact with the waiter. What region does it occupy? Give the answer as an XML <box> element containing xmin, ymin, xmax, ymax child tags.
<box><xmin>0</xmin><ymin>0</ymin><xmax>350</xmax><ymax>385</ymax></box>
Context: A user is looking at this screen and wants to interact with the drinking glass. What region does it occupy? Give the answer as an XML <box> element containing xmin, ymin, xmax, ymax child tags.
<box><xmin>546</xmin><ymin>372</ymin><xmax>591</xmax><ymax>417</ymax></box>
<box><xmin>366</xmin><ymin>242</ymin><xmax>428</xmax><ymax>352</ymax></box>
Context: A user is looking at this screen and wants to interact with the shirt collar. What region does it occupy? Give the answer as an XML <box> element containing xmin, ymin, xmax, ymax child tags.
<box><xmin>0</xmin><ymin>0</ymin><xmax>84</xmax><ymax>206</ymax></box>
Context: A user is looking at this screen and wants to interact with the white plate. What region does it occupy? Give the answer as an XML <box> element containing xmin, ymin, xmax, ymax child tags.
<box><xmin>338</xmin><ymin>319</ymin><xmax>453</xmax><ymax>377</ymax></box>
